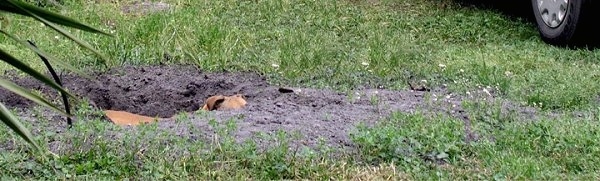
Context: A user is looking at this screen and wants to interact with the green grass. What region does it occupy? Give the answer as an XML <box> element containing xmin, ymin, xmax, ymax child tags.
<box><xmin>0</xmin><ymin>103</ymin><xmax>410</xmax><ymax>180</ymax></box>
<box><xmin>350</xmin><ymin>103</ymin><xmax>600</xmax><ymax>180</ymax></box>
<box><xmin>3</xmin><ymin>100</ymin><xmax>599</xmax><ymax>180</ymax></box>
<box><xmin>2</xmin><ymin>0</ymin><xmax>599</xmax><ymax>109</ymax></box>
<box><xmin>2</xmin><ymin>0</ymin><xmax>600</xmax><ymax>179</ymax></box>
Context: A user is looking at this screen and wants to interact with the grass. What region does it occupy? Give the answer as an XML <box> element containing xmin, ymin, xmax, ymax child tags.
<box><xmin>2</xmin><ymin>100</ymin><xmax>599</xmax><ymax>180</ymax></box>
<box><xmin>1</xmin><ymin>0</ymin><xmax>600</xmax><ymax>179</ymax></box>
<box><xmin>0</xmin><ymin>102</ymin><xmax>411</xmax><ymax>180</ymax></box>
<box><xmin>2</xmin><ymin>0</ymin><xmax>599</xmax><ymax>110</ymax></box>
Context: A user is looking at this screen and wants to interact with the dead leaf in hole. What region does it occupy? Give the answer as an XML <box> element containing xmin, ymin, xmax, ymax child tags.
<box><xmin>104</xmin><ymin>110</ymin><xmax>159</xmax><ymax>126</ymax></box>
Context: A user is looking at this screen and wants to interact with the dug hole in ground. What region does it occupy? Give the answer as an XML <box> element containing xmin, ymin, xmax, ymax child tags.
<box><xmin>0</xmin><ymin>65</ymin><xmax>541</xmax><ymax>152</ymax></box>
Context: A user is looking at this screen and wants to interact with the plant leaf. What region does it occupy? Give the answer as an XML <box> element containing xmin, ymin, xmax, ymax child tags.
<box><xmin>0</xmin><ymin>0</ymin><xmax>110</xmax><ymax>35</ymax></box>
<box><xmin>5</xmin><ymin>1</ymin><xmax>111</xmax><ymax>65</ymax></box>
<box><xmin>0</xmin><ymin>102</ymin><xmax>42</xmax><ymax>153</ymax></box>
<box><xmin>0</xmin><ymin>77</ymin><xmax>70</xmax><ymax>117</ymax></box>
<box><xmin>0</xmin><ymin>30</ymin><xmax>90</xmax><ymax>79</ymax></box>
<box><xmin>0</xmin><ymin>48</ymin><xmax>76</xmax><ymax>99</ymax></box>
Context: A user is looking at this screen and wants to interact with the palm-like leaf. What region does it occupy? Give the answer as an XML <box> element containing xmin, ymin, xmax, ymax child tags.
<box><xmin>0</xmin><ymin>48</ymin><xmax>76</xmax><ymax>98</ymax></box>
<box><xmin>0</xmin><ymin>30</ymin><xmax>90</xmax><ymax>79</ymax></box>
<box><xmin>0</xmin><ymin>103</ymin><xmax>41</xmax><ymax>152</ymax></box>
<box><xmin>0</xmin><ymin>0</ymin><xmax>111</xmax><ymax>155</ymax></box>
<box><xmin>0</xmin><ymin>0</ymin><xmax>109</xmax><ymax>35</ymax></box>
<box><xmin>4</xmin><ymin>0</ymin><xmax>112</xmax><ymax>64</ymax></box>
<box><xmin>0</xmin><ymin>78</ymin><xmax>70</xmax><ymax>116</ymax></box>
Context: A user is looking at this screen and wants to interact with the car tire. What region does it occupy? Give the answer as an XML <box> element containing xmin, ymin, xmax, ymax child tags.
<box><xmin>531</xmin><ymin>0</ymin><xmax>596</xmax><ymax>46</ymax></box>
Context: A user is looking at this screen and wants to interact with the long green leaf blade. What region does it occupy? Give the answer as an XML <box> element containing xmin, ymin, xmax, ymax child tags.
<box><xmin>0</xmin><ymin>30</ymin><xmax>90</xmax><ymax>79</ymax></box>
<box><xmin>0</xmin><ymin>0</ymin><xmax>110</xmax><ymax>35</ymax></box>
<box><xmin>5</xmin><ymin>1</ymin><xmax>111</xmax><ymax>65</ymax></box>
<box><xmin>0</xmin><ymin>102</ymin><xmax>42</xmax><ymax>153</ymax></box>
<box><xmin>0</xmin><ymin>48</ymin><xmax>76</xmax><ymax>99</ymax></box>
<box><xmin>0</xmin><ymin>77</ymin><xmax>70</xmax><ymax>116</ymax></box>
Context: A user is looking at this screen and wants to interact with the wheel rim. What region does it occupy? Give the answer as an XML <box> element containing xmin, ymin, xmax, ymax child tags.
<box><xmin>537</xmin><ymin>0</ymin><xmax>569</xmax><ymax>28</ymax></box>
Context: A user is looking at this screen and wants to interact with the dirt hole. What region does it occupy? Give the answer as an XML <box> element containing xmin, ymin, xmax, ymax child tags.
<box><xmin>0</xmin><ymin>65</ymin><xmax>268</xmax><ymax>118</ymax></box>
<box><xmin>1</xmin><ymin>64</ymin><xmax>435</xmax><ymax>147</ymax></box>
<box><xmin>2</xmin><ymin>64</ymin><xmax>540</xmax><ymax>148</ymax></box>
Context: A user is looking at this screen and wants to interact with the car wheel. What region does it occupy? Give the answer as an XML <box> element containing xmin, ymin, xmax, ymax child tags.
<box><xmin>531</xmin><ymin>0</ymin><xmax>595</xmax><ymax>46</ymax></box>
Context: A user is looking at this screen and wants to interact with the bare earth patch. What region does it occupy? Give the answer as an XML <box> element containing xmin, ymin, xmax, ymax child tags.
<box><xmin>120</xmin><ymin>1</ymin><xmax>171</xmax><ymax>15</ymax></box>
<box><xmin>0</xmin><ymin>65</ymin><xmax>543</xmax><ymax>151</ymax></box>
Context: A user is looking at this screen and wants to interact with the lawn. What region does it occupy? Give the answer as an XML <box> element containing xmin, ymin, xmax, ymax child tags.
<box><xmin>1</xmin><ymin>0</ymin><xmax>599</xmax><ymax>180</ymax></box>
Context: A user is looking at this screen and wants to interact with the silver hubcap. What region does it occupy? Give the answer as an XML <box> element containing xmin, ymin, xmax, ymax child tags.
<box><xmin>537</xmin><ymin>0</ymin><xmax>569</xmax><ymax>28</ymax></box>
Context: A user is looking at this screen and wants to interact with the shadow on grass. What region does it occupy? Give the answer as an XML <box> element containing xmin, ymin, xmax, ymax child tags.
<box><xmin>451</xmin><ymin>0</ymin><xmax>534</xmax><ymax>21</ymax></box>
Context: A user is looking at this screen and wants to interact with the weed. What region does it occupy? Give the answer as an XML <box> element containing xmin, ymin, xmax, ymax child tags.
<box><xmin>350</xmin><ymin>112</ymin><xmax>466</xmax><ymax>169</ymax></box>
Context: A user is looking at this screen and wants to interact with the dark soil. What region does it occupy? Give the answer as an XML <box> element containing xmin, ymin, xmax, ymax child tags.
<box><xmin>0</xmin><ymin>65</ymin><xmax>543</xmax><ymax>150</ymax></box>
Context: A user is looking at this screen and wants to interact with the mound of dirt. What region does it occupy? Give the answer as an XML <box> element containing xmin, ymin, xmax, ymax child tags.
<box><xmin>0</xmin><ymin>65</ymin><xmax>541</xmax><ymax>149</ymax></box>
